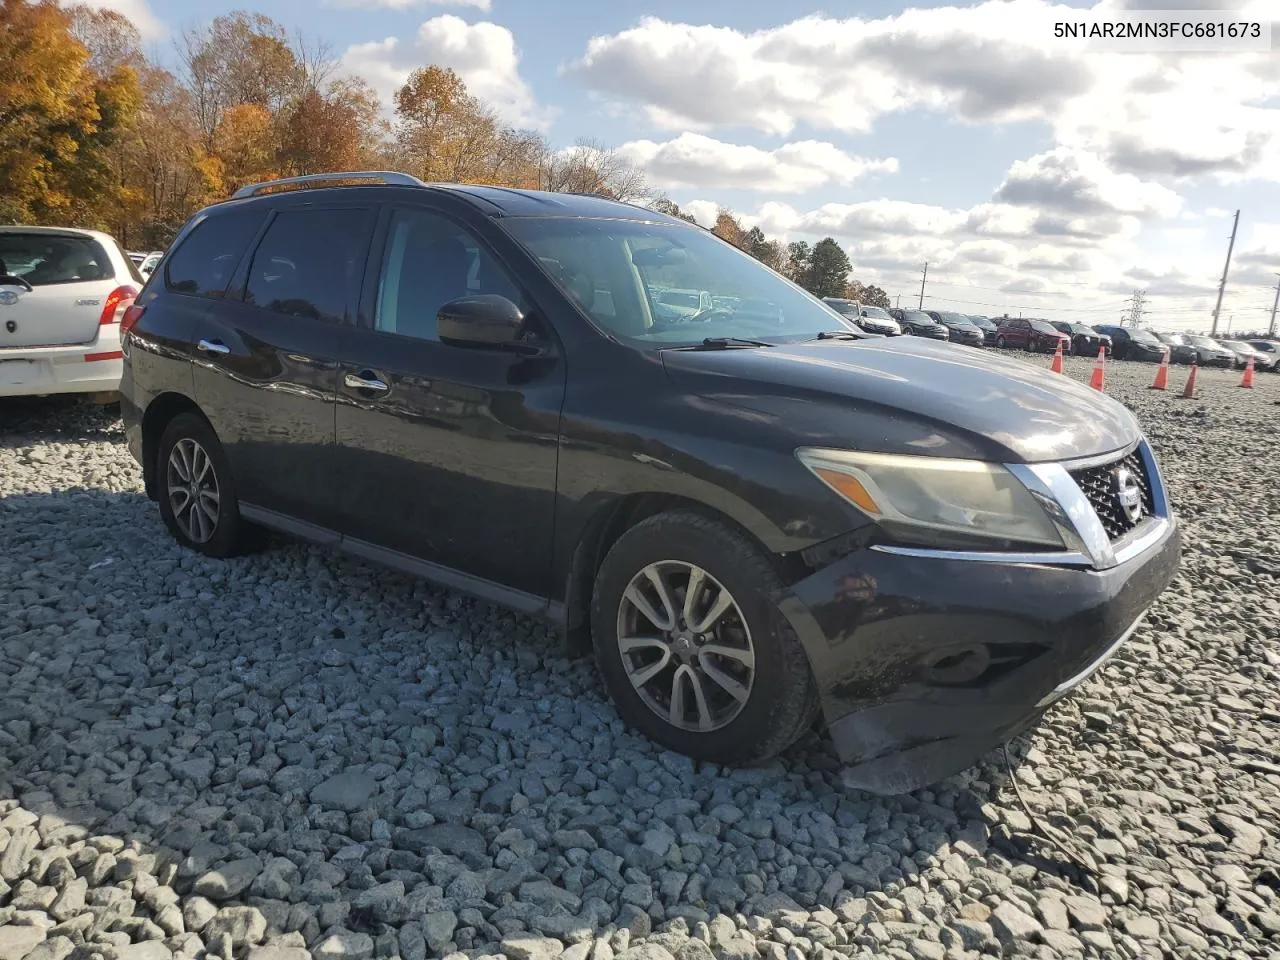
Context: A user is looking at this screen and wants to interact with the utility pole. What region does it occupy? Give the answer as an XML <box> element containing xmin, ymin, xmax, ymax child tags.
<box><xmin>1210</xmin><ymin>209</ymin><xmax>1240</xmax><ymax>337</ymax></box>
<box><xmin>917</xmin><ymin>262</ymin><xmax>928</xmax><ymax>309</ymax></box>
<box><xmin>895</xmin><ymin>293</ymin><xmax>901</xmax><ymax>309</ymax></box>
<box><xmin>1269</xmin><ymin>275</ymin><xmax>1279</xmax><ymax>338</ymax></box>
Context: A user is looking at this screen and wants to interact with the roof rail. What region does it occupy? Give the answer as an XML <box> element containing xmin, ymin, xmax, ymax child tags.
<box><xmin>231</xmin><ymin>171</ymin><xmax>429</xmax><ymax>200</ymax></box>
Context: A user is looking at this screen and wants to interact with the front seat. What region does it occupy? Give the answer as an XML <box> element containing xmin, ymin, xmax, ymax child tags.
<box><xmin>397</xmin><ymin>234</ymin><xmax>473</xmax><ymax>341</ymax></box>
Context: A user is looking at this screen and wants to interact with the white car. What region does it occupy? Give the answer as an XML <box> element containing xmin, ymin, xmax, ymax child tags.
<box><xmin>0</xmin><ymin>226</ymin><xmax>142</xmax><ymax>399</ymax></box>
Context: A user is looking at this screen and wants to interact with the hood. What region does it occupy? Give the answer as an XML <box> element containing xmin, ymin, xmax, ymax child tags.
<box><xmin>661</xmin><ymin>335</ymin><xmax>1140</xmax><ymax>464</ymax></box>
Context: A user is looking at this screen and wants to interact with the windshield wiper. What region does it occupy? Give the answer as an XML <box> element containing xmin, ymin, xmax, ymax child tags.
<box><xmin>676</xmin><ymin>336</ymin><xmax>776</xmax><ymax>350</ymax></box>
<box><xmin>807</xmin><ymin>330</ymin><xmax>863</xmax><ymax>341</ymax></box>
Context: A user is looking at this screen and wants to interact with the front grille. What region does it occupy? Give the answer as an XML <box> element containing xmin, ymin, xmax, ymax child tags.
<box><xmin>1070</xmin><ymin>450</ymin><xmax>1156</xmax><ymax>540</ymax></box>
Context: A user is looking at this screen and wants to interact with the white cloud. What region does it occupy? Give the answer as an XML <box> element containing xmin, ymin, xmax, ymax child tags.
<box><xmin>994</xmin><ymin>148</ymin><xmax>1182</xmax><ymax>219</ymax></box>
<box><xmin>565</xmin><ymin>0</ymin><xmax>1280</xmax><ymax>182</ymax></box>
<box><xmin>614</xmin><ymin>134</ymin><xmax>897</xmax><ymax>193</ymax></box>
<box><xmin>329</xmin><ymin>0</ymin><xmax>490</xmax><ymax>8</ymax></box>
<box><xmin>682</xmin><ymin>200</ymin><xmax>721</xmax><ymax>228</ymax></box>
<box><xmin>62</xmin><ymin>0</ymin><xmax>163</xmax><ymax>37</ymax></box>
<box><xmin>341</xmin><ymin>15</ymin><xmax>551</xmax><ymax>129</ymax></box>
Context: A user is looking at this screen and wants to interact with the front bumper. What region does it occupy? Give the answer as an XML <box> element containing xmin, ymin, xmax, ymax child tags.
<box><xmin>0</xmin><ymin>328</ymin><xmax>123</xmax><ymax>398</ymax></box>
<box><xmin>780</xmin><ymin>443</ymin><xmax>1181</xmax><ymax>795</ymax></box>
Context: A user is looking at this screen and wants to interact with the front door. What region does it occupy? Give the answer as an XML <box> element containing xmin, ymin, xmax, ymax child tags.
<box><xmin>334</xmin><ymin>204</ymin><xmax>565</xmax><ymax>603</ymax></box>
<box><xmin>191</xmin><ymin>202</ymin><xmax>377</xmax><ymax>529</ymax></box>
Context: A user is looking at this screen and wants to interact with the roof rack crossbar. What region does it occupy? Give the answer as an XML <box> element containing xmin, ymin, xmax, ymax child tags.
<box><xmin>231</xmin><ymin>171</ymin><xmax>428</xmax><ymax>200</ymax></box>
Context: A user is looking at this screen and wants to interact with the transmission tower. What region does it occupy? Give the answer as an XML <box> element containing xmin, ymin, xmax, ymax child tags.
<box><xmin>1123</xmin><ymin>289</ymin><xmax>1148</xmax><ymax>327</ymax></box>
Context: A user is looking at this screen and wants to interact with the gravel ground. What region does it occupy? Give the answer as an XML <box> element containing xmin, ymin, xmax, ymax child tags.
<box><xmin>1</xmin><ymin>355</ymin><xmax>1278</xmax><ymax>960</ymax></box>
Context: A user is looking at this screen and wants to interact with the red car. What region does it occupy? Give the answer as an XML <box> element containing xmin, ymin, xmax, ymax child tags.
<box><xmin>995</xmin><ymin>317</ymin><xmax>1071</xmax><ymax>353</ymax></box>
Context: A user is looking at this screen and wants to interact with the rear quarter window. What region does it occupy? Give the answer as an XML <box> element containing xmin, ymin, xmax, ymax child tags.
<box><xmin>165</xmin><ymin>208</ymin><xmax>266</xmax><ymax>299</ymax></box>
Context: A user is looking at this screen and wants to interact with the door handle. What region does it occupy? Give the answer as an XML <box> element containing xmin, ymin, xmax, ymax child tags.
<box><xmin>344</xmin><ymin>372</ymin><xmax>389</xmax><ymax>393</ymax></box>
<box><xmin>197</xmin><ymin>339</ymin><xmax>230</xmax><ymax>355</ymax></box>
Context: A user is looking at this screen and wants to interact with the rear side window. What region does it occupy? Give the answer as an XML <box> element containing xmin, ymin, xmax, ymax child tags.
<box><xmin>0</xmin><ymin>233</ymin><xmax>113</xmax><ymax>286</ymax></box>
<box><xmin>245</xmin><ymin>208</ymin><xmax>371</xmax><ymax>324</ymax></box>
<box><xmin>166</xmin><ymin>209</ymin><xmax>265</xmax><ymax>299</ymax></box>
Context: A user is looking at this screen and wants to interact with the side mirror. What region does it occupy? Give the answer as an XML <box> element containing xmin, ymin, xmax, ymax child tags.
<box><xmin>438</xmin><ymin>295</ymin><xmax>527</xmax><ymax>349</ymax></box>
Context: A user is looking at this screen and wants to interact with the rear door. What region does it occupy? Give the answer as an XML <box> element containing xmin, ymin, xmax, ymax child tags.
<box><xmin>0</xmin><ymin>231</ymin><xmax>122</xmax><ymax>348</ymax></box>
<box><xmin>191</xmin><ymin>200</ymin><xmax>378</xmax><ymax>529</ymax></box>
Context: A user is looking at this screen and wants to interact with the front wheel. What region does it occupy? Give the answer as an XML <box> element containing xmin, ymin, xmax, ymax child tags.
<box><xmin>156</xmin><ymin>413</ymin><xmax>264</xmax><ymax>558</ymax></box>
<box><xmin>996</xmin><ymin>336</ymin><xmax>1006</xmax><ymax>349</ymax></box>
<box><xmin>590</xmin><ymin>511</ymin><xmax>819</xmax><ymax>764</ymax></box>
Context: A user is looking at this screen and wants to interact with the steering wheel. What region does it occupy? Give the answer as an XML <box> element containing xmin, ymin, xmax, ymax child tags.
<box><xmin>0</xmin><ymin>275</ymin><xmax>34</xmax><ymax>292</ymax></box>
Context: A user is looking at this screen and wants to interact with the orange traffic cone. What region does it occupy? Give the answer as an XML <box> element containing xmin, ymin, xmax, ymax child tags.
<box><xmin>1150</xmin><ymin>348</ymin><xmax>1170</xmax><ymax>390</ymax></box>
<box><xmin>1049</xmin><ymin>339</ymin><xmax>1064</xmax><ymax>374</ymax></box>
<box><xmin>1180</xmin><ymin>363</ymin><xmax>1198</xmax><ymax>399</ymax></box>
<box><xmin>1240</xmin><ymin>356</ymin><xmax>1255</xmax><ymax>388</ymax></box>
<box><xmin>1088</xmin><ymin>345</ymin><xmax>1106</xmax><ymax>391</ymax></box>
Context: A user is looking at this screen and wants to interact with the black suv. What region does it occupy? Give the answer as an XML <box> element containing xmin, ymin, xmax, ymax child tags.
<box><xmin>889</xmin><ymin>308</ymin><xmax>949</xmax><ymax>340</ymax></box>
<box><xmin>120</xmin><ymin>173</ymin><xmax>1181</xmax><ymax>794</ymax></box>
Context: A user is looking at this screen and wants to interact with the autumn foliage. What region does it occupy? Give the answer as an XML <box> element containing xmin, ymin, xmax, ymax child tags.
<box><xmin>1</xmin><ymin>1</ymin><xmax>871</xmax><ymax>302</ymax></box>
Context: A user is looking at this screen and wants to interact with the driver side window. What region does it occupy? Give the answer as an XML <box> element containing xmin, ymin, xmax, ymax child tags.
<box><xmin>376</xmin><ymin>208</ymin><xmax>526</xmax><ymax>342</ymax></box>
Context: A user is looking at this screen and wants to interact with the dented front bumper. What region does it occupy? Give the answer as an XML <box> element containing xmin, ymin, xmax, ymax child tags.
<box><xmin>780</xmin><ymin>516</ymin><xmax>1181</xmax><ymax>795</ymax></box>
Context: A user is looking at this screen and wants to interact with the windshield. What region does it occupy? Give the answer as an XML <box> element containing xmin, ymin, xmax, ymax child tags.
<box><xmin>1029</xmin><ymin>320</ymin><xmax>1058</xmax><ymax>334</ymax></box>
<box><xmin>861</xmin><ymin>305</ymin><xmax>892</xmax><ymax>319</ymax></box>
<box><xmin>1222</xmin><ymin>341</ymin><xmax>1248</xmax><ymax>350</ymax></box>
<box><xmin>1129</xmin><ymin>329</ymin><xmax>1160</xmax><ymax>344</ymax></box>
<box><xmin>1158</xmin><ymin>333</ymin><xmax>1184</xmax><ymax>344</ymax></box>
<box><xmin>502</xmin><ymin>218</ymin><xmax>858</xmax><ymax>345</ymax></box>
<box><xmin>1253</xmin><ymin>342</ymin><xmax>1277</xmax><ymax>352</ymax></box>
<box><xmin>969</xmin><ymin>316</ymin><xmax>994</xmax><ymax>329</ymax></box>
<box><xmin>1068</xmin><ymin>324</ymin><xmax>1093</xmax><ymax>335</ymax></box>
<box><xmin>1186</xmin><ymin>335</ymin><xmax>1223</xmax><ymax>348</ymax></box>
<box><xmin>901</xmin><ymin>311</ymin><xmax>933</xmax><ymax>323</ymax></box>
<box><xmin>0</xmin><ymin>232</ymin><xmax>115</xmax><ymax>286</ymax></box>
<box><xmin>937</xmin><ymin>312</ymin><xmax>972</xmax><ymax>325</ymax></box>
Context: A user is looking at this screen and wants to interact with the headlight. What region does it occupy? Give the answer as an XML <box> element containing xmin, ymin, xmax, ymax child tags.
<box><xmin>796</xmin><ymin>448</ymin><xmax>1065</xmax><ymax>547</ymax></box>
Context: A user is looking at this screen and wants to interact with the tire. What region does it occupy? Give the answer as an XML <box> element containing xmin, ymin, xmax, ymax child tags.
<box><xmin>156</xmin><ymin>412</ymin><xmax>264</xmax><ymax>558</ymax></box>
<box><xmin>590</xmin><ymin>511</ymin><xmax>820</xmax><ymax>764</ymax></box>
<box><xmin>995</xmin><ymin>336</ymin><xmax>1006</xmax><ymax>349</ymax></box>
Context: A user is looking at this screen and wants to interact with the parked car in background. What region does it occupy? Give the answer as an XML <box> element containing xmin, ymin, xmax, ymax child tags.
<box><xmin>1247</xmin><ymin>340</ymin><xmax>1280</xmax><ymax>371</ymax></box>
<box><xmin>995</xmin><ymin>317</ymin><xmax>1071</xmax><ymax>353</ymax></box>
<box><xmin>1153</xmin><ymin>332</ymin><xmax>1196</xmax><ymax>365</ymax></box>
<box><xmin>1051</xmin><ymin>321</ymin><xmax>1111</xmax><ymax>356</ymax></box>
<box><xmin>1220</xmin><ymin>339</ymin><xmax>1269</xmax><ymax>369</ymax></box>
<box><xmin>926</xmin><ymin>310</ymin><xmax>984</xmax><ymax>347</ymax></box>
<box><xmin>0</xmin><ymin>225</ymin><xmax>141</xmax><ymax>399</ymax></box>
<box><xmin>966</xmin><ymin>315</ymin><xmax>999</xmax><ymax>346</ymax></box>
<box><xmin>890</xmin><ymin>308</ymin><xmax>950</xmax><ymax>340</ymax></box>
<box><xmin>117</xmin><ymin>171</ymin><xmax>1182</xmax><ymax>794</ymax></box>
<box><xmin>823</xmin><ymin>299</ymin><xmax>901</xmax><ymax>336</ymax></box>
<box><xmin>139</xmin><ymin>251</ymin><xmax>163</xmax><ymax>279</ymax></box>
<box><xmin>1093</xmin><ymin>325</ymin><xmax>1167</xmax><ymax>362</ymax></box>
<box><xmin>1180</xmin><ymin>334</ymin><xmax>1235</xmax><ymax>368</ymax></box>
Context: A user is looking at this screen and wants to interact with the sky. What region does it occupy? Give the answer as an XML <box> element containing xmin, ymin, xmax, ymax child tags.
<box><xmin>88</xmin><ymin>0</ymin><xmax>1280</xmax><ymax>332</ymax></box>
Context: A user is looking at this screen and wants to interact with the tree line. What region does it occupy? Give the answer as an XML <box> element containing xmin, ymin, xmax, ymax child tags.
<box><xmin>1</xmin><ymin>0</ymin><xmax>887</xmax><ymax>307</ymax></box>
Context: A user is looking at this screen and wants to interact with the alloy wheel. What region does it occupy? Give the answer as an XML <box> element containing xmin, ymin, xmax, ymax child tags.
<box><xmin>166</xmin><ymin>438</ymin><xmax>221</xmax><ymax>544</ymax></box>
<box><xmin>616</xmin><ymin>561</ymin><xmax>756</xmax><ymax>733</ymax></box>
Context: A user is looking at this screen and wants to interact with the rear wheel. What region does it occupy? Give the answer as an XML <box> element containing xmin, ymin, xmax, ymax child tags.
<box><xmin>591</xmin><ymin>511</ymin><xmax>819</xmax><ymax>763</ymax></box>
<box><xmin>156</xmin><ymin>413</ymin><xmax>263</xmax><ymax>558</ymax></box>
